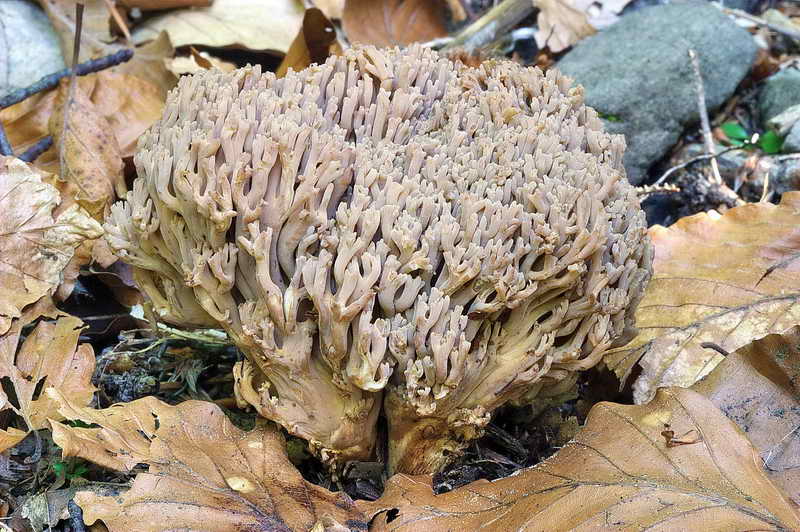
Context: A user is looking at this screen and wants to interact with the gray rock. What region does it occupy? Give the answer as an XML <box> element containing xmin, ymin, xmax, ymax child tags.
<box><xmin>0</xmin><ymin>0</ymin><xmax>65</xmax><ymax>100</ymax></box>
<box><xmin>759</xmin><ymin>68</ymin><xmax>800</xmax><ymax>125</ymax></box>
<box><xmin>784</xmin><ymin>121</ymin><xmax>800</xmax><ymax>153</ymax></box>
<box><xmin>557</xmin><ymin>1</ymin><xmax>757</xmax><ymax>184</ymax></box>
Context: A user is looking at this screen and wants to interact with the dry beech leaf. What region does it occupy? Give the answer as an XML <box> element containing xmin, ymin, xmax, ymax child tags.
<box><xmin>114</xmin><ymin>32</ymin><xmax>179</xmax><ymax>99</ymax></box>
<box><xmin>312</xmin><ymin>0</ymin><xmax>345</xmax><ymax>20</ymax></box>
<box><xmin>276</xmin><ymin>8</ymin><xmax>342</xmax><ymax>78</ymax></box>
<box><xmin>605</xmin><ymin>192</ymin><xmax>800</xmax><ymax>404</ymax></box>
<box><xmin>118</xmin><ymin>0</ymin><xmax>211</xmax><ymax>10</ymax></box>
<box><xmin>533</xmin><ymin>0</ymin><xmax>596</xmax><ymax>53</ymax></box>
<box><xmin>167</xmin><ymin>47</ymin><xmax>237</xmax><ymax>77</ymax></box>
<box><xmin>39</xmin><ymin>0</ymin><xmax>115</xmax><ymax>61</ymax></box>
<box><xmin>361</xmin><ymin>388</ymin><xmax>800</xmax><ymax>530</ymax></box>
<box><xmin>693</xmin><ymin>326</ymin><xmax>800</xmax><ymax>506</ymax></box>
<box><xmin>342</xmin><ymin>0</ymin><xmax>448</xmax><ymax>47</ymax></box>
<box><xmin>0</xmin><ymin>315</ymin><xmax>95</xmax><ymax>453</ymax></box>
<box><xmin>132</xmin><ymin>0</ymin><xmax>304</xmax><ymax>53</ymax></box>
<box><xmin>571</xmin><ymin>0</ymin><xmax>632</xmax><ymax>29</ymax></box>
<box><xmin>47</xmin><ymin>394</ymin><xmax>368</xmax><ymax>531</ymax></box>
<box><xmin>49</xmin><ymin>78</ymin><xmax>126</xmax><ymax>220</ymax></box>
<box><xmin>0</xmin><ymin>157</ymin><xmax>103</xmax><ymax>334</ymax></box>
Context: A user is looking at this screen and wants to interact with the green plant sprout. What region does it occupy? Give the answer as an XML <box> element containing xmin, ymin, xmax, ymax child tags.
<box><xmin>721</xmin><ymin>121</ymin><xmax>784</xmax><ymax>154</ymax></box>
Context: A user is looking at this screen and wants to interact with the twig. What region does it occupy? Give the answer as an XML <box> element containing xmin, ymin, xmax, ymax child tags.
<box><xmin>654</xmin><ymin>146</ymin><xmax>743</xmax><ymax>185</ymax></box>
<box><xmin>18</xmin><ymin>136</ymin><xmax>53</xmax><ymax>162</ymax></box>
<box><xmin>59</xmin><ymin>3</ymin><xmax>84</xmax><ymax>184</ymax></box>
<box><xmin>435</xmin><ymin>0</ymin><xmax>534</xmax><ymax>52</ymax></box>
<box><xmin>700</xmin><ymin>342</ymin><xmax>730</xmax><ymax>357</ymax></box>
<box><xmin>722</xmin><ymin>7</ymin><xmax>800</xmax><ymax>42</ymax></box>
<box><xmin>0</xmin><ymin>49</ymin><xmax>133</xmax><ymax>110</ymax></box>
<box><xmin>688</xmin><ymin>49</ymin><xmax>723</xmax><ymax>186</ymax></box>
<box><xmin>67</xmin><ymin>501</ymin><xmax>87</xmax><ymax>532</ymax></box>
<box><xmin>0</xmin><ymin>123</ymin><xmax>12</xmax><ymax>156</ymax></box>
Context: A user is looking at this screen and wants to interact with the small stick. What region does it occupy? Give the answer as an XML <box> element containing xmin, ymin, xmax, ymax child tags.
<box><xmin>67</xmin><ymin>501</ymin><xmax>88</xmax><ymax>532</ymax></box>
<box><xmin>58</xmin><ymin>3</ymin><xmax>84</xmax><ymax>183</ymax></box>
<box><xmin>0</xmin><ymin>49</ymin><xmax>133</xmax><ymax>110</ymax></box>
<box><xmin>18</xmin><ymin>136</ymin><xmax>54</xmax><ymax>162</ymax></box>
<box><xmin>689</xmin><ymin>49</ymin><xmax>723</xmax><ymax>186</ymax></box>
<box><xmin>722</xmin><ymin>7</ymin><xmax>800</xmax><ymax>42</ymax></box>
<box><xmin>0</xmin><ymin>123</ymin><xmax>12</xmax><ymax>156</ymax></box>
<box><xmin>436</xmin><ymin>0</ymin><xmax>534</xmax><ymax>52</ymax></box>
<box><xmin>654</xmin><ymin>146</ymin><xmax>743</xmax><ymax>185</ymax></box>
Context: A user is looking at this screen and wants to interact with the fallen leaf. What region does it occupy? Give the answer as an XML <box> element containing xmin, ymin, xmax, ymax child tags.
<box><xmin>167</xmin><ymin>47</ymin><xmax>237</xmax><ymax>77</ymax></box>
<box><xmin>0</xmin><ymin>157</ymin><xmax>103</xmax><ymax>334</ymax></box>
<box><xmin>48</xmin><ymin>394</ymin><xmax>368</xmax><ymax>531</ymax></box>
<box><xmin>571</xmin><ymin>0</ymin><xmax>631</xmax><ymax>29</ymax></box>
<box><xmin>533</xmin><ymin>0</ymin><xmax>596</xmax><ymax>53</ymax></box>
<box><xmin>113</xmin><ymin>32</ymin><xmax>179</xmax><ymax>99</ymax></box>
<box><xmin>361</xmin><ymin>388</ymin><xmax>800</xmax><ymax>530</ymax></box>
<box><xmin>39</xmin><ymin>0</ymin><xmax>115</xmax><ymax>61</ymax></box>
<box><xmin>131</xmin><ymin>0</ymin><xmax>305</xmax><ymax>53</ymax></box>
<box><xmin>0</xmin><ymin>315</ymin><xmax>96</xmax><ymax>453</ymax></box>
<box><xmin>311</xmin><ymin>0</ymin><xmax>345</xmax><ymax>20</ymax></box>
<box><xmin>276</xmin><ymin>8</ymin><xmax>342</xmax><ymax>78</ymax></box>
<box><xmin>693</xmin><ymin>326</ymin><xmax>800</xmax><ymax>506</ymax></box>
<box><xmin>342</xmin><ymin>0</ymin><xmax>448</xmax><ymax>47</ymax></box>
<box><xmin>605</xmin><ymin>192</ymin><xmax>800</xmax><ymax>403</ymax></box>
<box><xmin>49</xmin><ymin>78</ymin><xmax>126</xmax><ymax>220</ymax></box>
<box><xmin>118</xmin><ymin>0</ymin><xmax>211</xmax><ymax>10</ymax></box>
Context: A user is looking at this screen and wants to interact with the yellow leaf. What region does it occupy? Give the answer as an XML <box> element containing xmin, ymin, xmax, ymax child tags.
<box><xmin>605</xmin><ymin>192</ymin><xmax>800</xmax><ymax>403</ymax></box>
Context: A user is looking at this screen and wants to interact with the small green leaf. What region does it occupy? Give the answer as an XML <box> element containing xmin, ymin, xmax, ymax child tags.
<box><xmin>721</xmin><ymin>121</ymin><xmax>749</xmax><ymax>140</ymax></box>
<box><xmin>598</xmin><ymin>111</ymin><xmax>622</xmax><ymax>122</ymax></box>
<box><xmin>758</xmin><ymin>130</ymin><xmax>783</xmax><ymax>154</ymax></box>
<box><xmin>52</xmin><ymin>461</ymin><xmax>66</xmax><ymax>476</ymax></box>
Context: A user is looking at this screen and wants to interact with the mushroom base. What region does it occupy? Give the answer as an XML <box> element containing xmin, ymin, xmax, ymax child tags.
<box><xmin>385</xmin><ymin>395</ymin><xmax>487</xmax><ymax>475</ymax></box>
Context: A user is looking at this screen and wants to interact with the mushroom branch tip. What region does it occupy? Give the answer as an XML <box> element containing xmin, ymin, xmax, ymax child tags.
<box><xmin>105</xmin><ymin>44</ymin><xmax>652</xmax><ymax>473</ymax></box>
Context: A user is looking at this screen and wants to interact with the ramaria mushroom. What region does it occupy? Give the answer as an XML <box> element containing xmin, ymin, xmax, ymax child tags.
<box><xmin>104</xmin><ymin>44</ymin><xmax>652</xmax><ymax>473</ymax></box>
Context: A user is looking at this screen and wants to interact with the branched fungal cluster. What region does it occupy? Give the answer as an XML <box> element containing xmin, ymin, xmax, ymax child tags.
<box><xmin>105</xmin><ymin>45</ymin><xmax>652</xmax><ymax>473</ymax></box>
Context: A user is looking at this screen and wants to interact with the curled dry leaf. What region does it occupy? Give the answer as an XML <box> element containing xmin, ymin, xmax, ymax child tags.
<box><xmin>0</xmin><ymin>157</ymin><xmax>103</xmax><ymax>334</ymax></box>
<box><xmin>605</xmin><ymin>192</ymin><xmax>800</xmax><ymax>403</ymax></box>
<box><xmin>131</xmin><ymin>0</ymin><xmax>304</xmax><ymax>53</ymax></box>
<box><xmin>276</xmin><ymin>8</ymin><xmax>343</xmax><ymax>78</ymax></box>
<box><xmin>342</xmin><ymin>0</ymin><xmax>448</xmax><ymax>47</ymax></box>
<box><xmin>361</xmin><ymin>388</ymin><xmax>800</xmax><ymax>530</ymax></box>
<box><xmin>49</xmin><ymin>78</ymin><xmax>126</xmax><ymax>220</ymax></box>
<box><xmin>48</xmin><ymin>393</ymin><xmax>367</xmax><ymax>532</ymax></box>
<box><xmin>534</xmin><ymin>0</ymin><xmax>596</xmax><ymax>53</ymax></box>
<box><xmin>693</xmin><ymin>326</ymin><xmax>800</xmax><ymax>506</ymax></box>
<box><xmin>0</xmin><ymin>315</ymin><xmax>95</xmax><ymax>453</ymax></box>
